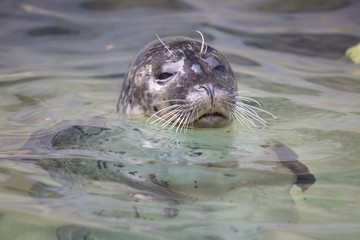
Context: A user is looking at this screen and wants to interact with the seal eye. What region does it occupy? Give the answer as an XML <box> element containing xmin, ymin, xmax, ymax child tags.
<box><xmin>155</xmin><ymin>72</ymin><xmax>175</xmax><ymax>83</ymax></box>
<box><xmin>213</xmin><ymin>65</ymin><xmax>226</xmax><ymax>73</ymax></box>
<box><xmin>157</xmin><ymin>72</ymin><xmax>173</xmax><ymax>80</ymax></box>
<box><xmin>202</xmin><ymin>57</ymin><xmax>226</xmax><ymax>74</ymax></box>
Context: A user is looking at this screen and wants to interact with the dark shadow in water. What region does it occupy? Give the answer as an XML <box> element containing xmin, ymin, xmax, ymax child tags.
<box><xmin>3</xmin><ymin>92</ymin><xmax>56</xmax><ymax>112</ymax></box>
<box><xmin>205</xmin><ymin>24</ymin><xmax>360</xmax><ymax>59</ymax></box>
<box><xmin>245</xmin><ymin>80</ymin><xmax>321</xmax><ymax>96</ymax></box>
<box><xmin>0</xmin><ymin>76</ymin><xmax>47</xmax><ymax>88</ymax></box>
<box><xmin>244</xmin><ymin>34</ymin><xmax>359</xmax><ymax>59</ymax></box>
<box><xmin>90</xmin><ymin>73</ymin><xmax>126</xmax><ymax>80</ymax></box>
<box><xmin>56</xmin><ymin>225</ymin><xmax>160</xmax><ymax>240</ymax></box>
<box><xmin>306</xmin><ymin>76</ymin><xmax>360</xmax><ymax>93</ymax></box>
<box><xmin>28</xmin><ymin>26</ymin><xmax>80</xmax><ymax>37</ymax></box>
<box><xmin>258</xmin><ymin>0</ymin><xmax>349</xmax><ymax>12</ymax></box>
<box><xmin>225</xmin><ymin>53</ymin><xmax>261</xmax><ymax>67</ymax></box>
<box><xmin>81</xmin><ymin>0</ymin><xmax>191</xmax><ymax>11</ymax></box>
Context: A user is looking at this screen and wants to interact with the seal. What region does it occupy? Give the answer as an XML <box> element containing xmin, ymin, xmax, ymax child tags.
<box><xmin>117</xmin><ymin>33</ymin><xmax>274</xmax><ymax>131</ymax></box>
<box><xmin>17</xmin><ymin>35</ymin><xmax>315</xmax><ymax>234</ymax></box>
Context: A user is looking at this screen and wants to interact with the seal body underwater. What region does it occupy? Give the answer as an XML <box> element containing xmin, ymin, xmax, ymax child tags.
<box><xmin>117</xmin><ymin>36</ymin><xmax>272</xmax><ymax>130</ymax></box>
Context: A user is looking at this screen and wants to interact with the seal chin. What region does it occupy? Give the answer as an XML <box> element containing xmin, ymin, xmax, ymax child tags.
<box><xmin>192</xmin><ymin>113</ymin><xmax>230</xmax><ymax>128</ymax></box>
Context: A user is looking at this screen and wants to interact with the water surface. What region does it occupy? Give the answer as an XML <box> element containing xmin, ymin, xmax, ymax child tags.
<box><xmin>1</xmin><ymin>0</ymin><xmax>360</xmax><ymax>239</ymax></box>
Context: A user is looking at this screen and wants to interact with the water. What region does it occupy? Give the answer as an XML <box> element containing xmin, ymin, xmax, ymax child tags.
<box><xmin>1</xmin><ymin>0</ymin><xmax>360</xmax><ymax>239</ymax></box>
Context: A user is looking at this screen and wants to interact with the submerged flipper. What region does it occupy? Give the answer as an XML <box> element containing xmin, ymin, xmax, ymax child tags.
<box><xmin>268</xmin><ymin>142</ymin><xmax>316</xmax><ymax>192</ymax></box>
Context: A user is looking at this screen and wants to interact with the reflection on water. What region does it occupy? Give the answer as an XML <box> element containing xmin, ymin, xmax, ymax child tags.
<box><xmin>0</xmin><ymin>0</ymin><xmax>360</xmax><ymax>239</ymax></box>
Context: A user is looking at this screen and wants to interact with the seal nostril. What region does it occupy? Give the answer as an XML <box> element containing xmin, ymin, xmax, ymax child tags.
<box><xmin>201</xmin><ymin>83</ymin><xmax>215</xmax><ymax>97</ymax></box>
<box><xmin>201</xmin><ymin>83</ymin><xmax>215</xmax><ymax>105</ymax></box>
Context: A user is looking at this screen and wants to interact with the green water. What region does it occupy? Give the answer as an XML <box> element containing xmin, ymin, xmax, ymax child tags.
<box><xmin>1</xmin><ymin>0</ymin><xmax>360</xmax><ymax>239</ymax></box>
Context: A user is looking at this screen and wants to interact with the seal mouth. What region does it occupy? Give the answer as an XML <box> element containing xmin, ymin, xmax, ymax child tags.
<box><xmin>192</xmin><ymin>112</ymin><xmax>230</xmax><ymax>128</ymax></box>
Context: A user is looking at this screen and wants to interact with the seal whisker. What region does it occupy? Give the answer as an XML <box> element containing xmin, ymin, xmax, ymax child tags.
<box><xmin>180</xmin><ymin>110</ymin><xmax>192</xmax><ymax>133</ymax></box>
<box><xmin>233</xmin><ymin>90</ymin><xmax>249</xmax><ymax>94</ymax></box>
<box><xmin>196</xmin><ymin>30</ymin><xmax>205</xmax><ymax>54</ymax></box>
<box><xmin>169</xmin><ymin>110</ymin><xmax>185</xmax><ymax>131</ymax></box>
<box><xmin>237</xmin><ymin>105</ymin><xmax>270</xmax><ymax>127</ymax></box>
<box><xmin>161</xmin><ymin>108</ymin><xmax>184</xmax><ymax>128</ymax></box>
<box><xmin>224</xmin><ymin>100</ymin><xmax>265</xmax><ymax>129</ymax></box>
<box><xmin>237</xmin><ymin>107</ymin><xmax>264</xmax><ymax>127</ymax></box>
<box><xmin>146</xmin><ymin>104</ymin><xmax>181</xmax><ymax>125</ymax></box>
<box><xmin>151</xmin><ymin>107</ymin><xmax>182</xmax><ymax>127</ymax></box>
<box><xmin>229</xmin><ymin>112</ymin><xmax>237</xmax><ymax>130</ymax></box>
<box><xmin>235</xmin><ymin>96</ymin><xmax>262</xmax><ymax>108</ymax></box>
<box><xmin>233</xmin><ymin>106</ymin><xmax>257</xmax><ymax>128</ymax></box>
<box><xmin>175</xmin><ymin>109</ymin><xmax>191</xmax><ymax>133</ymax></box>
<box><xmin>157</xmin><ymin>99</ymin><xmax>187</xmax><ymax>104</ymax></box>
<box><xmin>156</xmin><ymin>33</ymin><xmax>175</xmax><ymax>57</ymax></box>
<box><xmin>183</xmin><ymin>108</ymin><xmax>195</xmax><ymax>132</ymax></box>
<box><xmin>147</xmin><ymin>104</ymin><xmax>179</xmax><ymax>122</ymax></box>
<box><xmin>173</xmin><ymin>105</ymin><xmax>194</xmax><ymax>133</ymax></box>
<box><xmin>182</xmin><ymin>114</ymin><xmax>191</xmax><ymax>133</ymax></box>
<box><xmin>196</xmin><ymin>105</ymin><xmax>200</xmax><ymax>124</ymax></box>
<box><xmin>237</xmin><ymin>102</ymin><xmax>277</xmax><ymax>119</ymax></box>
<box><xmin>231</xmin><ymin>107</ymin><xmax>253</xmax><ymax>128</ymax></box>
<box><xmin>228</xmin><ymin>109</ymin><xmax>245</xmax><ymax>129</ymax></box>
<box><xmin>239</xmin><ymin>106</ymin><xmax>266</xmax><ymax>125</ymax></box>
<box><xmin>159</xmin><ymin>109</ymin><xmax>183</xmax><ymax>127</ymax></box>
<box><xmin>236</xmin><ymin>103</ymin><xmax>261</xmax><ymax>118</ymax></box>
<box><xmin>182</xmin><ymin>109</ymin><xmax>193</xmax><ymax>133</ymax></box>
<box><xmin>234</xmin><ymin>102</ymin><xmax>268</xmax><ymax>125</ymax></box>
<box><xmin>241</xmin><ymin>109</ymin><xmax>268</xmax><ymax>126</ymax></box>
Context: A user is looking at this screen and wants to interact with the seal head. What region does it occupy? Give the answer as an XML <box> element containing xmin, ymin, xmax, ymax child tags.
<box><xmin>117</xmin><ymin>36</ymin><xmax>237</xmax><ymax>129</ymax></box>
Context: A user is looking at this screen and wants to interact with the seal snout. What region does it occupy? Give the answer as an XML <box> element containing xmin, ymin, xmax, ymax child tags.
<box><xmin>191</xmin><ymin>83</ymin><xmax>231</xmax><ymax>128</ymax></box>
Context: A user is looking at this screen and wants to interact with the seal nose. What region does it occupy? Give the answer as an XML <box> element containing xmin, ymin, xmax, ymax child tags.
<box><xmin>201</xmin><ymin>83</ymin><xmax>215</xmax><ymax>97</ymax></box>
<box><xmin>201</xmin><ymin>83</ymin><xmax>215</xmax><ymax>105</ymax></box>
